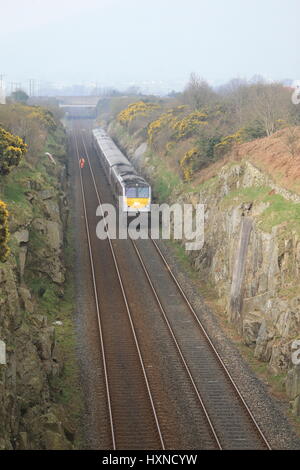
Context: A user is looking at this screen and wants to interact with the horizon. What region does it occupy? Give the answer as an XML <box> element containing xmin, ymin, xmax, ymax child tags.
<box><xmin>1</xmin><ymin>0</ymin><xmax>299</xmax><ymax>96</ymax></box>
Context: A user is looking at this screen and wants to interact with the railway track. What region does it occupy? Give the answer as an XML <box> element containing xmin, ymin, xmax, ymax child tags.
<box><xmin>131</xmin><ymin>237</ymin><xmax>272</xmax><ymax>450</ymax></box>
<box><xmin>72</xmin><ymin>125</ymin><xmax>164</xmax><ymax>450</ymax></box>
<box><xmin>73</xmin><ymin>122</ymin><xmax>271</xmax><ymax>450</ymax></box>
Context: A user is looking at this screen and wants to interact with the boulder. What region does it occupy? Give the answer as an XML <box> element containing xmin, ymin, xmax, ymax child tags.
<box><xmin>19</xmin><ymin>246</ymin><xmax>28</xmax><ymax>279</ymax></box>
<box><xmin>286</xmin><ymin>365</ymin><xmax>300</xmax><ymax>400</ymax></box>
<box><xmin>292</xmin><ymin>395</ymin><xmax>300</xmax><ymax>416</ymax></box>
<box><xmin>43</xmin><ymin>430</ymin><xmax>73</xmax><ymax>450</ymax></box>
<box><xmin>18</xmin><ymin>287</ymin><xmax>34</xmax><ymax>314</ymax></box>
<box><xmin>254</xmin><ymin>321</ymin><xmax>274</xmax><ymax>362</ymax></box>
<box><xmin>286</xmin><ymin>365</ymin><xmax>300</xmax><ymax>416</ymax></box>
<box><xmin>43</xmin><ymin>200</ymin><xmax>60</xmax><ymax>222</ymax></box>
<box><xmin>242</xmin><ymin>313</ymin><xmax>263</xmax><ymax>345</ymax></box>
<box><xmin>14</xmin><ymin>229</ymin><xmax>29</xmax><ymax>245</ymax></box>
<box><xmin>32</xmin><ymin>218</ymin><xmax>63</xmax><ymax>252</ymax></box>
<box><xmin>38</xmin><ymin>189</ymin><xmax>55</xmax><ymax>200</ymax></box>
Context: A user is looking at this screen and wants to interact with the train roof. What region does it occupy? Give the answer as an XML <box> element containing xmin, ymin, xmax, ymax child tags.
<box><xmin>93</xmin><ymin>128</ymin><xmax>149</xmax><ymax>187</ymax></box>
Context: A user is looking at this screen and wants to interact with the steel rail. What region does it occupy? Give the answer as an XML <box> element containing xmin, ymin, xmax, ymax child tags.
<box><xmin>80</xmin><ymin>129</ymin><xmax>165</xmax><ymax>450</ymax></box>
<box><xmin>148</xmin><ymin>236</ymin><xmax>272</xmax><ymax>450</ymax></box>
<box><xmin>72</xmin><ymin>127</ymin><xmax>116</xmax><ymax>449</ymax></box>
<box><xmin>131</xmin><ymin>238</ymin><xmax>222</xmax><ymax>449</ymax></box>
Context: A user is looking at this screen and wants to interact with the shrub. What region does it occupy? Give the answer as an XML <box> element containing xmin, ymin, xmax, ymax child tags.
<box><xmin>117</xmin><ymin>101</ymin><xmax>160</xmax><ymax>125</ymax></box>
<box><xmin>172</xmin><ymin>111</ymin><xmax>208</xmax><ymax>140</ymax></box>
<box><xmin>0</xmin><ymin>126</ymin><xmax>27</xmax><ymax>175</ymax></box>
<box><xmin>180</xmin><ymin>147</ymin><xmax>199</xmax><ymax>181</ymax></box>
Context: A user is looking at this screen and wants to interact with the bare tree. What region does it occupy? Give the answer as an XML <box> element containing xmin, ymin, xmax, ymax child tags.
<box><xmin>183</xmin><ymin>73</ymin><xmax>216</xmax><ymax>110</ymax></box>
<box><xmin>247</xmin><ymin>83</ymin><xmax>291</xmax><ymax>136</ymax></box>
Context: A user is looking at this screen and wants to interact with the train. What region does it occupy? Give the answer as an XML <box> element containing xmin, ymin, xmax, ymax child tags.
<box><xmin>92</xmin><ymin>128</ymin><xmax>151</xmax><ymax>215</ymax></box>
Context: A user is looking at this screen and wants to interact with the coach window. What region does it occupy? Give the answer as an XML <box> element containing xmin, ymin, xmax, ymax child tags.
<box><xmin>137</xmin><ymin>187</ymin><xmax>149</xmax><ymax>198</ymax></box>
<box><xmin>126</xmin><ymin>187</ymin><xmax>136</xmax><ymax>197</ymax></box>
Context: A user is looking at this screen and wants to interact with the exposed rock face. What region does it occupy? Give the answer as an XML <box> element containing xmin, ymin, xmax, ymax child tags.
<box><xmin>0</xmin><ymin>260</ymin><xmax>72</xmax><ymax>449</ymax></box>
<box><xmin>186</xmin><ymin>162</ymin><xmax>300</xmax><ymax>414</ymax></box>
<box><xmin>172</xmin><ymin>162</ymin><xmax>299</xmax><ymax>397</ymax></box>
<box><xmin>29</xmin><ymin>218</ymin><xmax>65</xmax><ymax>284</ymax></box>
<box><xmin>0</xmin><ymin>156</ymin><xmax>73</xmax><ymax>448</ymax></box>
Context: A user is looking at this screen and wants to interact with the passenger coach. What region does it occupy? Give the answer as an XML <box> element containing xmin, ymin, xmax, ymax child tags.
<box><xmin>92</xmin><ymin>128</ymin><xmax>151</xmax><ymax>215</ymax></box>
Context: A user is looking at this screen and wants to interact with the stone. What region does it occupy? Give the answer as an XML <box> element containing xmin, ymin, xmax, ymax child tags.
<box><xmin>32</xmin><ymin>218</ymin><xmax>63</xmax><ymax>251</ymax></box>
<box><xmin>286</xmin><ymin>365</ymin><xmax>300</xmax><ymax>400</ymax></box>
<box><xmin>15</xmin><ymin>337</ymin><xmax>48</xmax><ymax>408</ymax></box>
<box><xmin>18</xmin><ymin>287</ymin><xmax>34</xmax><ymax>314</ymax></box>
<box><xmin>242</xmin><ymin>313</ymin><xmax>263</xmax><ymax>345</ymax></box>
<box><xmin>43</xmin><ymin>430</ymin><xmax>73</xmax><ymax>450</ymax></box>
<box><xmin>29</xmin><ymin>315</ymin><xmax>48</xmax><ymax>329</ymax></box>
<box><xmin>254</xmin><ymin>321</ymin><xmax>274</xmax><ymax>362</ymax></box>
<box><xmin>269</xmin><ymin>341</ymin><xmax>292</xmax><ymax>373</ymax></box>
<box><xmin>19</xmin><ymin>245</ymin><xmax>28</xmax><ymax>279</ymax></box>
<box><xmin>292</xmin><ymin>395</ymin><xmax>300</xmax><ymax>416</ymax></box>
<box><xmin>35</xmin><ymin>327</ymin><xmax>55</xmax><ymax>361</ymax></box>
<box><xmin>43</xmin><ymin>199</ymin><xmax>60</xmax><ymax>222</ymax></box>
<box><xmin>133</xmin><ymin>142</ymin><xmax>147</xmax><ymax>163</ymax></box>
<box><xmin>14</xmin><ymin>229</ymin><xmax>29</xmax><ymax>245</ymax></box>
<box><xmin>38</xmin><ymin>189</ymin><xmax>55</xmax><ymax>200</ymax></box>
<box><xmin>18</xmin><ymin>432</ymin><xmax>28</xmax><ymax>450</ymax></box>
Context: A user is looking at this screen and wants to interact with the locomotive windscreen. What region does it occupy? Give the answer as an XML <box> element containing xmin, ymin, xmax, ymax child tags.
<box><xmin>125</xmin><ymin>187</ymin><xmax>149</xmax><ymax>198</ymax></box>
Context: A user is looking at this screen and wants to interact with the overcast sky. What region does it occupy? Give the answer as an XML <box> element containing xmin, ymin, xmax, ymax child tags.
<box><xmin>0</xmin><ymin>0</ymin><xmax>299</xmax><ymax>90</ymax></box>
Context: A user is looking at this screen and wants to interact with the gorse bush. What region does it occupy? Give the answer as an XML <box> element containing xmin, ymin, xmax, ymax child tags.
<box><xmin>172</xmin><ymin>111</ymin><xmax>208</xmax><ymax>140</ymax></box>
<box><xmin>0</xmin><ymin>126</ymin><xmax>27</xmax><ymax>175</ymax></box>
<box><xmin>180</xmin><ymin>148</ymin><xmax>199</xmax><ymax>181</ymax></box>
<box><xmin>117</xmin><ymin>101</ymin><xmax>160</xmax><ymax>125</ymax></box>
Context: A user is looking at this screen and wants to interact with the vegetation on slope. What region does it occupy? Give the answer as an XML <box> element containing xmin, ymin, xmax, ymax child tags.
<box><xmin>105</xmin><ymin>75</ymin><xmax>300</xmax><ymax>188</ymax></box>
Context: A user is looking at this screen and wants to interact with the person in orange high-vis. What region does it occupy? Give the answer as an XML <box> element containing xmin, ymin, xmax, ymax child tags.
<box><xmin>79</xmin><ymin>157</ymin><xmax>85</xmax><ymax>169</ymax></box>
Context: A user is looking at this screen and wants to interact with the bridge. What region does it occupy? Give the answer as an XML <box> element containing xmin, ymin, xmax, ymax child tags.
<box><xmin>58</xmin><ymin>96</ymin><xmax>101</xmax><ymax>118</ymax></box>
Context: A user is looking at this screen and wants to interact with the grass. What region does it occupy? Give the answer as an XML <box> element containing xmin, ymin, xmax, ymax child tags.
<box><xmin>165</xmin><ymin>239</ymin><xmax>198</xmax><ymax>280</ymax></box>
<box><xmin>188</xmin><ymin>175</ymin><xmax>219</xmax><ymax>195</ymax></box>
<box><xmin>220</xmin><ymin>184</ymin><xmax>300</xmax><ymax>235</ymax></box>
<box><xmin>147</xmin><ymin>151</ymin><xmax>183</xmax><ymax>202</ymax></box>
<box><xmin>221</xmin><ymin>185</ymin><xmax>271</xmax><ymax>208</ymax></box>
<box><xmin>52</xmin><ymin>223</ymin><xmax>84</xmax><ymax>448</ymax></box>
<box><xmin>49</xmin><ymin>281</ymin><xmax>83</xmax><ymax>447</ymax></box>
<box><xmin>45</xmin><ymin>126</ymin><xmax>67</xmax><ymax>160</ymax></box>
<box><xmin>4</xmin><ymin>181</ymin><xmax>28</xmax><ymax>204</ymax></box>
<box><xmin>259</xmin><ymin>193</ymin><xmax>300</xmax><ymax>233</ymax></box>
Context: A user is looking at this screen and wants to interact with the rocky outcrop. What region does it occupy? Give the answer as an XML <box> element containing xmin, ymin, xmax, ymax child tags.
<box><xmin>188</xmin><ymin>163</ymin><xmax>300</xmax><ymax>414</ymax></box>
<box><xmin>0</xmin><ymin>149</ymin><xmax>73</xmax><ymax>448</ymax></box>
<box><xmin>29</xmin><ymin>218</ymin><xmax>65</xmax><ymax>284</ymax></box>
<box><xmin>286</xmin><ymin>365</ymin><xmax>300</xmax><ymax>415</ymax></box>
